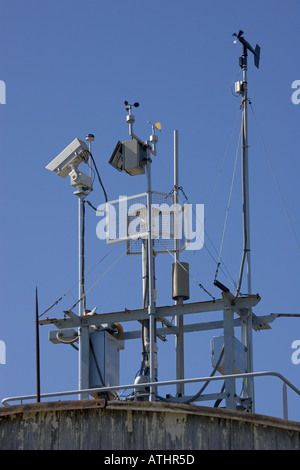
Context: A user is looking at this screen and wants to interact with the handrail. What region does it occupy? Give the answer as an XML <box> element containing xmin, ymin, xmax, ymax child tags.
<box><xmin>2</xmin><ymin>371</ymin><xmax>300</xmax><ymax>419</ymax></box>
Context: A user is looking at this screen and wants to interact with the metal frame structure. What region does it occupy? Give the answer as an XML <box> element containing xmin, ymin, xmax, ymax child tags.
<box><xmin>28</xmin><ymin>32</ymin><xmax>297</xmax><ymax>413</ymax></box>
<box><xmin>40</xmin><ymin>291</ymin><xmax>277</xmax><ymax>410</ymax></box>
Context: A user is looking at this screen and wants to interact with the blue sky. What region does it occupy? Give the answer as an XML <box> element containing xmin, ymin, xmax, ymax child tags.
<box><xmin>0</xmin><ymin>0</ymin><xmax>299</xmax><ymax>421</ymax></box>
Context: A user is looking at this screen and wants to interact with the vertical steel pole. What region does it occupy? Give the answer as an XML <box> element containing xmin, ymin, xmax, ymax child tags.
<box><xmin>146</xmin><ymin>152</ymin><xmax>157</xmax><ymax>401</ymax></box>
<box><xmin>240</xmin><ymin>44</ymin><xmax>255</xmax><ymax>411</ymax></box>
<box><xmin>174</xmin><ymin>130</ymin><xmax>184</xmax><ymax>396</ymax></box>
<box><xmin>141</xmin><ymin>240</ymin><xmax>150</xmax><ymax>377</ymax></box>
<box><xmin>35</xmin><ymin>287</ymin><xmax>41</xmax><ymax>403</ymax></box>
<box><xmin>282</xmin><ymin>383</ymin><xmax>288</xmax><ymax>420</ymax></box>
<box><xmin>223</xmin><ymin>307</ymin><xmax>236</xmax><ymax>410</ymax></box>
<box><xmin>78</xmin><ymin>192</ymin><xmax>89</xmax><ymax>399</ymax></box>
<box><xmin>242</xmin><ymin>51</ymin><xmax>252</xmax><ymax>295</ymax></box>
<box><xmin>85</xmin><ymin>134</ymin><xmax>95</xmax><ymax>181</ymax></box>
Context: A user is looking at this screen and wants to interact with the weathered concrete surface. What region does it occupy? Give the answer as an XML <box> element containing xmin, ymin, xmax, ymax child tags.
<box><xmin>0</xmin><ymin>400</ymin><xmax>299</xmax><ymax>450</ymax></box>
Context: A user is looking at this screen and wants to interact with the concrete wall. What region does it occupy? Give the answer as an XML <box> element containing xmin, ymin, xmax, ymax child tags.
<box><xmin>0</xmin><ymin>400</ymin><xmax>299</xmax><ymax>450</ymax></box>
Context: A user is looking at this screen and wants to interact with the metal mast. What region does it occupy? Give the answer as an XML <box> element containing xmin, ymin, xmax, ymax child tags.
<box><xmin>77</xmin><ymin>189</ymin><xmax>89</xmax><ymax>398</ymax></box>
<box><xmin>174</xmin><ymin>130</ymin><xmax>184</xmax><ymax>396</ymax></box>
<box><xmin>77</xmin><ymin>136</ymin><xmax>95</xmax><ymax>399</ymax></box>
<box><xmin>146</xmin><ymin>152</ymin><xmax>157</xmax><ymax>400</ymax></box>
<box><xmin>124</xmin><ymin>102</ymin><xmax>159</xmax><ymax>400</ymax></box>
<box><xmin>233</xmin><ymin>30</ymin><xmax>260</xmax><ymax>411</ymax></box>
<box><xmin>234</xmin><ymin>30</ymin><xmax>260</xmax><ymax>296</ymax></box>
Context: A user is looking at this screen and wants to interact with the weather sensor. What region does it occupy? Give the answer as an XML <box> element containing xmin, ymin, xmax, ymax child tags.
<box><xmin>109</xmin><ymin>140</ymin><xmax>147</xmax><ymax>176</ymax></box>
<box><xmin>233</xmin><ymin>30</ymin><xmax>260</xmax><ymax>68</ymax></box>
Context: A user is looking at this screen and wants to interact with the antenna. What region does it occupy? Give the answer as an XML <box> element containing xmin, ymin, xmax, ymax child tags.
<box><xmin>233</xmin><ymin>31</ymin><xmax>261</xmax><ymax>295</ymax></box>
<box><xmin>85</xmin><ymin>133</ymin><xmax>95</xmax><ymax>180</ymax></box>
<box><xmin>35</xmin><ymin>287</ymin><xmax>41</xmax><ymax>403</ymax></box>
<box><xmin>233</xmin><ymin>30</ymin><xmax>261</xmax><ymax>411</ymax></box>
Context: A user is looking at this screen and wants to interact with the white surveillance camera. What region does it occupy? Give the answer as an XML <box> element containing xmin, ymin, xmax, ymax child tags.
<box><xmin>46</xmin><ymin>138</ymin><xmax>90</xmax><ymax>178</ymax></box>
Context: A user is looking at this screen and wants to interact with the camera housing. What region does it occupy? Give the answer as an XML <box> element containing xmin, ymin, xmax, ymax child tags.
<box><xmin>46</xmin><ymin>138</ymin><xmax>90</xmax><ymax>178</ymax></box>
<box><xmin>69</xmin><ymin>167</ymin><xmax>92</xmax><ymax>191</ymax></box>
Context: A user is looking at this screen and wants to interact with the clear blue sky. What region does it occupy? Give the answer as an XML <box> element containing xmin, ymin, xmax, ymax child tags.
<box><xmin>0</xmin><ymin>0</ymin><xmax>299</xmax><ymax>421</ymax></box>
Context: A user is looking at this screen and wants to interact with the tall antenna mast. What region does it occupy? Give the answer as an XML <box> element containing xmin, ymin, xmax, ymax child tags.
<box><xmin>173</xmin><ymin>130</ymin><xmax>184</xmax><ymax>396</ymax></box>
<box><xmin>233</xmin><ymin>30</ymin><xmax>260</xmax><ymax>411</ymax></box>
<box><xmin>233</xmin><ymin>30</ymin><xmax>260</xmax><ymax>296</ymax></box>
<box><xmin>124</xmin><ymin>101</ymin><xmax>159</xmax><ymax>400</ymax></box>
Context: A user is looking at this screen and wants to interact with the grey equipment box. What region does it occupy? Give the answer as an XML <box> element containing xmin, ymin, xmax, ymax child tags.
<box><xmin>89</xmin><ymin>330</ymin><xmax>124</xmax><ymax>394</ymax></box>
<box><xmin>123</xmin><ymin>140</ymin><xmax>146</xmax><ymax>176</ymax></box>
<box><xmin>211</xmin><ymin>335</ymin><xmax>246</xmax><ymax>375</ymax></box>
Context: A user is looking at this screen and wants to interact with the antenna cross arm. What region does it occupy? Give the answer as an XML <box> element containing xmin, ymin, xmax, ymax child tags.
<box><xmin>222</xmin><ymin>292</ymin><xmax>275</xmax><ymax>329</ymax></box>
<box><xmin>222</xmin><ymin>291</ymin><xmax>261</xmax><ymax>318</ymax></box>
<box><xmin>38</xmin><ymin>295</ymin><xmax>261</xmax><ymax>330</ymax></box>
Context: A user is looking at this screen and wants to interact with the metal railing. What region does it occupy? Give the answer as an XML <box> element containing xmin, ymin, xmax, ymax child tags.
<box><xmin>2</xmin><ymin>371</ymin><xmax>300</xmax><ymax>420</ymax></box>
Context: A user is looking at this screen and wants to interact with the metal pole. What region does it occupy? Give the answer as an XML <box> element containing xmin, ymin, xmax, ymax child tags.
<box><xmin>174</xmin><ymin>130</ymin><xmax>184</xmax><ymax>396</ymax></box>
<box><xmin>240</xmin><ymin>43</ymin><xmax>255</xmax><ymax>411</ymax></box>
<box><xmin>142</xmin><ymin>240</ymin><xmax>148</xmax><ymax>309</ymax></box>
<box><xmin>223</xmin><ymin>308</ymin><xmax>236</xmax><ymax>410</ymax></box>
<box><xmin>35</xmin><ymin>287</ymin><xmax>41</xmax><ymax>403</ymax></box>
<box><xmin>77</xmin><ymin>192</ymin><xmax>89</xmax><ymax>399</ymax></box>
<box><xmin>85</xmin><ymin>134</ymin><xmax>95</xmax><ymax>181</ymax></box>
<box><xmin>242</xmin><ymin>54</ymin><xmax>252</xmax><ymax>295</ymax></box>
<box><xmin>141</xmin><ymin>239</ymin><xmax>150</xmax><ymax>376</ymax></box>
<box><xmin>146</xmin><ymin>151</ymin><xmax>157</xmax><ymax>401</ymax></box>
<box><xmin>282</xmin><ymin>383</ymin><xmax>288</xmax><ymax>420</ymax></box>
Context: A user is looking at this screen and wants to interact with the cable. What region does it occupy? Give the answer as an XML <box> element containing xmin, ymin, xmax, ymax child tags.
<box><xmin>67</xmin><ymin>237</ymin><xmax>140</xmax><ymax>312</ymax></box>
<box><xmin>214</xmin><ymin>382</ymin><xmax>225</xmax><ymax>407</ymax></box>
<box><xmin>89</xmin><ymin>339</ymin><xmax>105</xmax><ymax>386</ymax></box>
<box><xmin>39</xmin><ymin>249</ymin><xmax>115</xmax><ymax>318</ymax></box>
<box><xmin>215</xmin><ymin>123</ymin><xmax>241</xmax><ymax>282</ymax></box>
<box><xmin>249</xmin><ymin>102</ymin><xmax>300</xmax><ymax>252</ymax></box>
<box><xmin>89</xmin><ymin>152</ymin><xmax>108</xmax><ymax>202</ymax></box>
<box><xmin>205</xmin><ymin>106</ymin><xmax>242</xmax><ymax>220</ymax></box>
<box><xmin>198</xmin><ymin>283</ymin><xmax>215</xmax><ymax>301</ymax></box>
<box><xmin>85</xmin><ymin>199</ymin><xmax>103</xmax><ymax>213</ymax></box>
<box><xmin>156</xmin><ymin>346</ymin><xmax>225</xmax><ymax>404</ymax></box>
<box><xmin>182</xmin><ymin>345</ymin><xmax>224</xmax><ymax>404</ymax></box>
<box><xmin>177</xmin><ymin>186</ymin><xmax>238</xmax><ymax>291</ymax></box>
<box><xmin>41</xmin><ymin>215</ymin><xmax>138</xmax><ymax>318</ymax></box>
<box><xmin>276</xmin><ymin>313</ymin><xmax>300</xmax><ymax>318</ymax></box>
